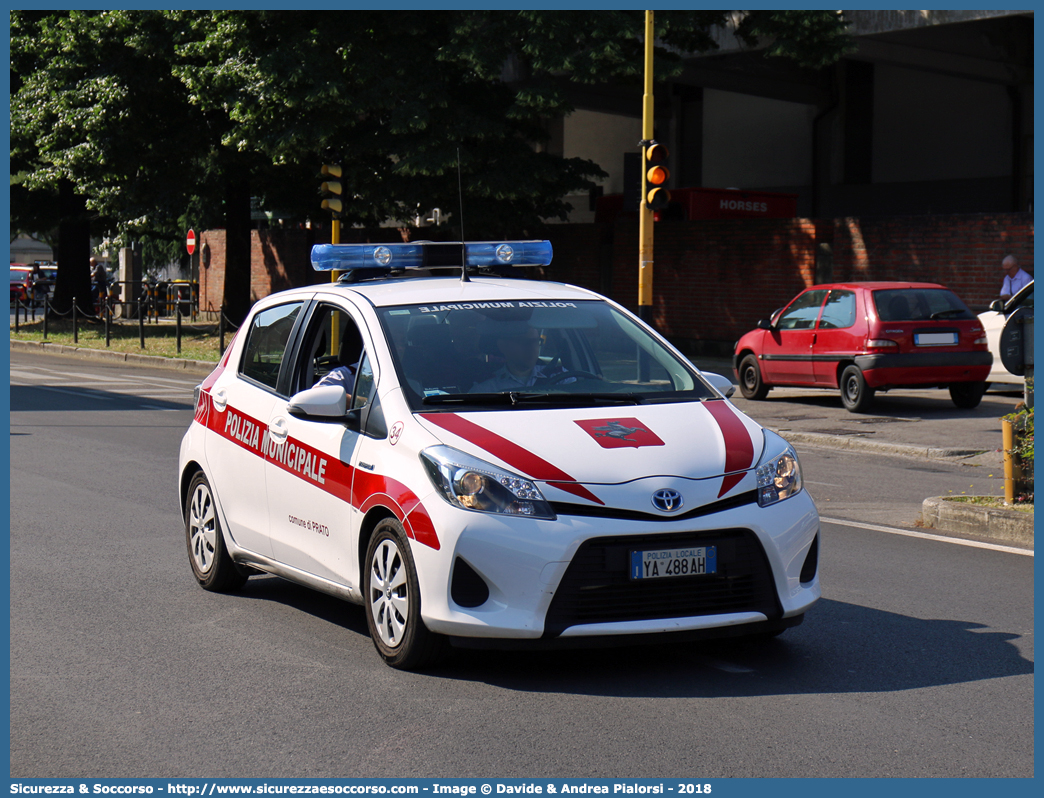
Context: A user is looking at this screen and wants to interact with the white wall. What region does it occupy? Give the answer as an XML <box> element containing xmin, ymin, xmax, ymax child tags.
<box><xmin>563</xmin><ymin>108</ymin><xmax>643</xmax><ymax>194</ymax></box>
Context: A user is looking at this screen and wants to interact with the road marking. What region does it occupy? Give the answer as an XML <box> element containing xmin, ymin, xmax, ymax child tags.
<box><xmin>820</xmin><ymin>516</ymin><xmax>1033</xmax><ymax>556</ymax></box>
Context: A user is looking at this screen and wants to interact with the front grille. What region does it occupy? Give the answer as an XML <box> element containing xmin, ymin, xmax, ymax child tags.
<box><xmin>543</xmin><ymin>528</ymin><xmax>780</xmax><ymax>638</ymax></box>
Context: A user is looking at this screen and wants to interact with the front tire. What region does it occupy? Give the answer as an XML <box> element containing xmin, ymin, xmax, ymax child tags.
<box><xmin>738</xmin><ymin>354</ymin><xmax>769</xmax><ymax>400</ymax></box>
<box><xmin>840</xmin><ymin>365</ymin><xmax>875</xmax><ymax>413</ymax></box>
<box><xmin>950</xmin><ymin>381</ymin><xmax>986</xmax><ymax>409</ymax></box>
<box><xmin>364</xmin><ymin>519</ymin><xmax>446</xmax><ymax>670</ymax></box>
<box><xmin>185</xmin><ymin>472</ymin><xmax>247</xmax><ymax>592</ymax></box>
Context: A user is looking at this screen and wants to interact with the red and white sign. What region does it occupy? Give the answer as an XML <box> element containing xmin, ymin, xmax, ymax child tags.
<box><xmin>186</xmin><ymin>229</ymin><xmax>196</xmax><ymax>255</ymax></box>
<box><xmin>677</xmin><ymin>187</ymin><xmax>797</xmax><ymax>220</ymax></box>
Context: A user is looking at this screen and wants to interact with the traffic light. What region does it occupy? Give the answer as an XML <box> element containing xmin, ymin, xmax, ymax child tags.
<box><xmin>320</xmin><ymin>164</ymin><xmax>343</xmax><ymax>217</ymax></box>
<box><xmin>644</xmin><ymin>142</ymin><xmax>670</xmax><ymax>212</ymax></box>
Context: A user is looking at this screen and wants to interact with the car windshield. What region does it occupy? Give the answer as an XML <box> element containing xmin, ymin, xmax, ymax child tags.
<box><xmin>376</xmin><ymin>299</ymin><xmax>716</xmax><ymax>410</ymax></box>
<box><xmin>873</xmin><ymin>288</ymin><xmax>975</xmax><ymax>321</ymax></box>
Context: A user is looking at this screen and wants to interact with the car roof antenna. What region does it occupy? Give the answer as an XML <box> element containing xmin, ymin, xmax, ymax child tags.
<box><xmin>457</xmin><ymin>147</ymin><xmax>470</xmax><ymax>283</ymax></box>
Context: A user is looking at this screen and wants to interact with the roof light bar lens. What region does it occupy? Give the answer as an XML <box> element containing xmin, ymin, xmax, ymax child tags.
<box><xmin>310</xmin><ymin>240</ymin><xmax>553</xmax><ymax>272</ymax></box>
<box><xmin>311</xmin><ymin>244</ymin><xmax>425</xmax><ymax>271</ymax></box>
<box><xmin>466</xmin><ymin>241</ymin><xmax>551</xmax><ymax>267</ymax></box>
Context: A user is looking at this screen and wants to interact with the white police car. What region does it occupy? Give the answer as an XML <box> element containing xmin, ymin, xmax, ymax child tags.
<box><xmin>179</xmin><ymin>240</ymin><xmax>820</xmax><ymax>669</ymax></box>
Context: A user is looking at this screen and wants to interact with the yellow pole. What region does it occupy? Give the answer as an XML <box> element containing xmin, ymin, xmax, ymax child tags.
<box><xmin>331</xmin><ymin>219</ymin><xmax>341</xmax><ymax>355</ymax></box>
<box><xmin>637</xmin><ymin>10</ymin><xmax>655</xmax><ymax>317</ymax></box>
<box><xmin>1002</xmin><ymin>416</ymin><xmax>1014</xmax><ymax>504</ymax></box>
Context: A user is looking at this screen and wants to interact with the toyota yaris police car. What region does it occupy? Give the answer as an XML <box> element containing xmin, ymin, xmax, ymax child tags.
<box><xmin>179</xmin><ymin>241</ymin><xmax>820</xmax><ymax>669</ymax></box>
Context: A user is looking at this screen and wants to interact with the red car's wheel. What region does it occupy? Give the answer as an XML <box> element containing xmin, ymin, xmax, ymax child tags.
<box><xmin>738</xmin><ymin>354</ymin><xmax>769</xmax><ymax>400</ymax></box>
<box><xmin>840</xmin><ymin>365</ymin><xmax>875</xmax><ymax>413</ymax></box>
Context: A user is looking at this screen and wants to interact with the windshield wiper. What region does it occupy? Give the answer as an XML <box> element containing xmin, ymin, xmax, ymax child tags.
<box><xmin>929</xmin><ymin>309</ymin><xmax>966</xmax><ymax>319</ymax></box>
<box><xmin>422</xmin><ymin>392</ymin><xmax>512</xmax><ymax>405</ymax></box>
<box><xmin>508</xmin><ymin>392</ymin><xmax>645</xmax><ymax>405</ymax></box>
<box><xmin>422</xmin><ymin>391</ymin><xmax>645</xmax><ymax>407</ymax></box>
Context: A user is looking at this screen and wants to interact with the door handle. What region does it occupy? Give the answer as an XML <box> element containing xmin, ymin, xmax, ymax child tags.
<box><xmin>211</xmin><ymin>388</ymin><xmax>228</xmax><ymax>411</ymax></box>
<box><xmin>268</xmin><ymin>417</ymin><xmax>289</xmax><ymax>443</ymax></box>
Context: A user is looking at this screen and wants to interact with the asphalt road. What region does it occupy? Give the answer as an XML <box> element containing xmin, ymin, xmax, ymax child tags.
<box><xmin>7</xmin><ymin>351</ymin><xmax>1034</xmax><ymax>778</ymax></box>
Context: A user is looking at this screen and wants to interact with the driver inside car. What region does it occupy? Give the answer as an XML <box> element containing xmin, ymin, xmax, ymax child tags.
<box><xmin>470</xmin><ymin>324</ymin><xmax>571</xmax><ymax>392</ymax></box>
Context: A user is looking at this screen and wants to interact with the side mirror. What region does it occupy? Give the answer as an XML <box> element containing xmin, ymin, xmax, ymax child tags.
<box><xmin>989</xmin><ymin>299</ymin><xmax>1005</xmax><ymax>313</ymax></box>
<box><xmin>703</xmin><ymin>371</ymin><xmax>737</xmax><ymax>399</ymax></box>
<box><xmin>287</xmin><ymin>384</ymin><xmax>347</xmax><ymax>419</ymax></box>
<box><xmin>757</xmin><ymin>318</ymin><xmax>773</xmax><ymax>330</ymax></box>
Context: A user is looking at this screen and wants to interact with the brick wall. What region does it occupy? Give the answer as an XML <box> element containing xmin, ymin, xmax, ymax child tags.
<box><xmin>543</xmin><ymin>212</ymin><xmax>1033</xmax><ymax>356</ymax></box>
<box><xmin>200</xmin><ymin>212</ymin><xmax>1032</xmax><ymax>350</ymax></box>
<box><xmin>830</xmin><ymin>213</ymin><xmax>1035</xmax><ymax>308</ymax></box>
<box><xmin>198</xmin><ymin>229</ymin><xmax>225</xmax><ymax>314</ymax></box>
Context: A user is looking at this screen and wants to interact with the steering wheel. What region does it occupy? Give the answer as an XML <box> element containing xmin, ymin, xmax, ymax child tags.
<box><xmin>542</xmin><ymin>370</ymin><xmax>603</xmax><ymax>385</ymax></box>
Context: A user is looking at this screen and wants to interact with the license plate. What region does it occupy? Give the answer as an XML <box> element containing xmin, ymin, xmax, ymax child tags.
<box><xmin>914</xmin><ymin>331</ymin><xmax>957</xmax><ymax>346</ymax></box>
<box><xmin>630</xmin><ymin>546</ymin><xmax>717</xmax><ymax>580</ymax></box>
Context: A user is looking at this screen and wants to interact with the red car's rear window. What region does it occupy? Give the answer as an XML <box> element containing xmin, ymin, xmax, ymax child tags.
<box><xmin>872</xmin><ymin>288</ymin><xmax>974</xmax><ymax>322</ymax></box>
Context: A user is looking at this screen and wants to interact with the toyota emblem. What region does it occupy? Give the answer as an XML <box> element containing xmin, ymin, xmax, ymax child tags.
<box><xmin>651</xmin><ymin>489</ymin><xmax>683</xmax><ymax>512</ymax></box>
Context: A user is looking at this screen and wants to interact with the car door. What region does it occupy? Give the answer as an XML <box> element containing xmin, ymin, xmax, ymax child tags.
<box><xmin>812</xmin><ymin>288</ymin><xmax>860</xmax><ymax>386</ymax></box>
<box><xmin>203</xmin><ymin>299</ymin><xmax>306</xmax><ymax>557</ymax></box>
<box><xmin>759</xmin><ymin>289</ymin><xmax>828</xmax><ymax>385</ymax></box>
<box><xmin>263</xmin><ymin>300</ymin><xmax>375</xmax><ymax>585</ymax></box>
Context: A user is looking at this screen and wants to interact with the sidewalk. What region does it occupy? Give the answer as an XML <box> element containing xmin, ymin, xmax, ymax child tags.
<box><xmin>11</xmin><ymin>341</ymin><xmax>1033</xmax><ymax>548</ymax></box>
<box><xmin>690</xmin><ymin>355</ymin><xmax>1016</xmax><ymax>466</ymax></box>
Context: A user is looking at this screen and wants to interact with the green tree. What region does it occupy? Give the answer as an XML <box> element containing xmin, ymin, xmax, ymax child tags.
<box><xmin>11</xmin><ymin>10</ymin><xmax>851</xmax><ymax>321</ymax></box>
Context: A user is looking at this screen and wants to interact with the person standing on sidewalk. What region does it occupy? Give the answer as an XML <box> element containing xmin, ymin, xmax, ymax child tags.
<box><xmin>999</xmin><ymin>254</ymin><xmax>1032</xmax><ymax>302</ymax></box>
<box><xmin>91</xmin><ymin>257</ymin><xmax>108</xmax><ymax>312</ymax></box>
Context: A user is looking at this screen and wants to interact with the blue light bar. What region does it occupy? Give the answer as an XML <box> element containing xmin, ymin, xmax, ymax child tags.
<box><xmin>311</xmin><ymin>244</ymin><xmax>424</xmax><ymax>271</ymax></box>
<box><xmin>310</xmin><ymin>240</ymin><xmax>553</xmax><ymax>272</ymax></box>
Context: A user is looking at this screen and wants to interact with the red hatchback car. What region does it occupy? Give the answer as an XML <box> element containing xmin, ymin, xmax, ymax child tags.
<box><xmin>733</xmin><ymin>282</ymin><xmax>992</xmax><ymax>412</ymax></box>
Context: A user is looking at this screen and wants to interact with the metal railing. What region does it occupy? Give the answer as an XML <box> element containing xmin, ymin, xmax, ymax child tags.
<box><xmin>11</xmin><ymin>288</ymin><xmax>238</xmax><ymax>356</ymax></box>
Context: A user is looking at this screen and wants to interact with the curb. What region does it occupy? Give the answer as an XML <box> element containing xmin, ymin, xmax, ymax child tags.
<box><xmin>921</xmin><ymin>496</ymin><xmax>1034</xmax><ymax>548</ymax></box>
<box><xmin>776</xmin><ymin>430</ymin><xmax>985</xmax><ymax>461</ymax></box>
<box><xmin>10</xmin><ymin>339</ymin><xmax>216</xmax><ymax>376</ymax></box>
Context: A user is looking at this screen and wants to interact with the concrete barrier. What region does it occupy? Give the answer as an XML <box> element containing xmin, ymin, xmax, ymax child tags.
<box><xmin>921</xmin><ymin>496</ymin><xmax>1034</xmax><ymax>548</ymax></box>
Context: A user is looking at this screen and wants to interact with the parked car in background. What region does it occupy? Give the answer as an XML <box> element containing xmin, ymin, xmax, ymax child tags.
<box><xmin>977</xmin><ymin>280</ymin><xmax>1033</xmax><ymax>388</ymax></box>
<box><xmin>734</xmin><ymin>282</ymin><xmax>992</xmax><ymax>412</ymax></box>
<box><xmin>10</xmin><ymin>263</ymin><xmax>58</xmax><ymax>306</ymax></box>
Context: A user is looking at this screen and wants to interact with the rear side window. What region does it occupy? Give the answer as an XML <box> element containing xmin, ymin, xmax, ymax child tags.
<box><xmin>240</xmin><ymin>302</ymin><xmax>303</xmax><ymax>390</ymax></box>
<box><xmin>818</xmin><ymin>290</ymin><xmax>857</xmax><ymax>329</ymax></box>
<box><xmin>874</xmin><ymin>289</ymin><xmax>974</xmax><ymax>322</ymax></box>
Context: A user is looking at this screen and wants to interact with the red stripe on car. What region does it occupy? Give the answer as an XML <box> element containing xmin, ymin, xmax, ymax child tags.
<box><xmin>420</xmin><ymin>412</ymin><xmax>605</xmax><ymax>506</ymax></box>
<box><xmin>201</xmin><ymin>396</ymin><xmax>440</xmax><ymax>549</ymax></box>
<box><xmin>703</xmin><ymin>401</ymin><xmax>756</xmax><ymax>497</ymax></box>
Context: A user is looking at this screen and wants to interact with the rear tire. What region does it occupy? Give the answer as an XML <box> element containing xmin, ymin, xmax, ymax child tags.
<box><xmin>950</xmin><ymin>381</ymin><xmax>986</xmax><ymax>409</ymax></box>
<box><xmin>840</xmin><ymin>365</ymin><xmax>875</xmax><ymax>413</ymax></box>
<box><xmin>364</xmin><ymin>519</ymin><xmax>447</xmax><ymax>670</ymax></box>
<box><xmin>185</xmin><ymin>472</ymin><xmax>247</xmax><ymax>592</ymax></box>
<box><xmin>738</xmin><ymin>354</ymin><xmax>769</xmax><ymax>400</ymax></box>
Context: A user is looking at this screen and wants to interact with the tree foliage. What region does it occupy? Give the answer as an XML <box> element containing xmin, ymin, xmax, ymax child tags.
<box><xmin>10</xmin><ymin>10</ymin><xmax>852</xmax><ymax>317</ymax></box>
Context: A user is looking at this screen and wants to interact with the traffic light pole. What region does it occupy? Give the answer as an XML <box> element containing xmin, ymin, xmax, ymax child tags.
<box><xmin>321</xmin><ymin>163</ymin><xmax>343</xmax><ymax>351</ymax></box>
<box><xmin>638</xmin><ymin>10</ymin><xmax>655</xmax><ymax>328</ymax></box>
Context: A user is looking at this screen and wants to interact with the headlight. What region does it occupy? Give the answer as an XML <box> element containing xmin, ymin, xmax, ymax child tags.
<box><xmin>421</xmin><ymin>445</ymin><xmax>555</xmax><ymax>520</ymax></box>
<box><xmin>756</xmin><ymin>445</ymin><xmax>803</xmax><ymax>507</ymax></box>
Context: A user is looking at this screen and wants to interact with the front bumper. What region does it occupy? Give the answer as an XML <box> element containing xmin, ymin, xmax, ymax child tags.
<box><xmin>412</xmin><ymin>488</ymin><xmax>821</xmax><ymax>643</ymax></box>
